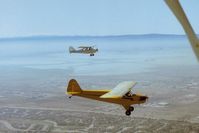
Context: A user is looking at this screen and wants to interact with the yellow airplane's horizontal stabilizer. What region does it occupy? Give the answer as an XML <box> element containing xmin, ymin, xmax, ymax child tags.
<box><xmin>67</xmin><ymin>92</ymin><xmax>81</xmax><ymax>95</ymax></box>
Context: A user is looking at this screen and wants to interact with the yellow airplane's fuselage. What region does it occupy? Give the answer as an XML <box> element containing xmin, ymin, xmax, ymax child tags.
<box><xmin>67</xmin><ymin>79</ymin><xmax>148</xmax><ymax>115</ymax></box>
<box><xmin>67</xmin><ymin>90</ymin><xmax>147</xmax><ymax>109</ymax></box>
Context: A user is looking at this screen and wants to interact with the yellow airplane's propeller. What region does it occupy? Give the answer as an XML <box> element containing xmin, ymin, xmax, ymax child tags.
<box><xmin>164</xmin><ymin>0</ymin><xmax>199</xmax><ymax>61</ymax></box>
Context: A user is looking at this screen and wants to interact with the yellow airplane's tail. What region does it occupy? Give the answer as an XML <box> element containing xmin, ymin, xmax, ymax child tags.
<box><xmin>67</xmin><ymin>79</ymin><xmax>82</xmax><ymax>95</ymax></box>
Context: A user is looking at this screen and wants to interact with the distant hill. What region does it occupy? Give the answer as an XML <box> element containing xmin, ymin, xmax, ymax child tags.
<box><xmin>0</xmin><ymin>34</ymin><xmax>193</xmax><ymax>42</ymax></box>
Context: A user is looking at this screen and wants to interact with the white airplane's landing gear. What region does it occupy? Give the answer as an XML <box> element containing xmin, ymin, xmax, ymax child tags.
<box><xmin>69</xmin><ymin>96</ymin><xmax>72</xmax><ymax>99</ymax></box>
<box><xmin>125</xmin><ymin>106</ymin><xmax>134</xmax><ymax>116</ymax></box>
<box><xmin>90</xmin><ymin>54</ymin><xmax>94</xmax><ymax>56</ymax></box>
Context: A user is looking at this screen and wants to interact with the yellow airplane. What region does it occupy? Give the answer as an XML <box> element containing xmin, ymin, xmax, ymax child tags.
<box><xmin>165</xmin><ymin>0</ymin><xmax>199</xmax><ymax>61</ymax></box>
<box><xmin>66</xmin><ymin>79</ymin><xmax>148</xmax><ymax>116</ymax></box>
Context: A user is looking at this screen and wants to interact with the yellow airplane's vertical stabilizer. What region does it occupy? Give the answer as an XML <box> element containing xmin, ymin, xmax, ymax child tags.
<box><xmin>67</xmin><ymin>79</ymin><xmax>82</xmax><ymax>95</ymax></box>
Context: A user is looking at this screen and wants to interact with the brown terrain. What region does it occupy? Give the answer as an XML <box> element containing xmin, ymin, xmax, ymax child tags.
<box><xmin>0</xmin><ymin>66</ymin><xmax>199</xmax><ymax>133</ymax></box>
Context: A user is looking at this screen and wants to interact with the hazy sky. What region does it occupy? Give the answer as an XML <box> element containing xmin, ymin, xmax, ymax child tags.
<box><xmin>0</xmin><ymin>0</ymin><xmax>199</xmax><ymax>37</ymax></box>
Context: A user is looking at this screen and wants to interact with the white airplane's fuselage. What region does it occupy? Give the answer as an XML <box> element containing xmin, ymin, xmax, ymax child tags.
<box><xmin>69</xmin><ymin>46</ymin><xmax>98</xmax><ymax>56</ymax></box>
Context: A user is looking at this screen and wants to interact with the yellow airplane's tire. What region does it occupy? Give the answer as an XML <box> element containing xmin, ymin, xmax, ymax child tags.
<box><xmin>129</xmin><ymin>106</ymin><xmax>134</xmax><ymax>112</ymax></box>
<box><xmin>125</xmin><ymin>110</ymin><xmax>131</xmax><ymax>116</ymax></box>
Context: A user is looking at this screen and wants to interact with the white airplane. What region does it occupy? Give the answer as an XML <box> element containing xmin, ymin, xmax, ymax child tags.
<box><xmin>69</xmin><ymin>46</ymin><xmax>98</xmax><ymax>56</ymax></box>
<box><xmin>165</xmin><ymin>0</ymin><xmax>199</xmax><ymax>61</ymax></box>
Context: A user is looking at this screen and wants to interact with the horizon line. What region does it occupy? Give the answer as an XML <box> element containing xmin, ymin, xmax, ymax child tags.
<box><xmin>0</xmin><ymin>33</ymin><xmax>194</xmax><ymax>40</ymax></box>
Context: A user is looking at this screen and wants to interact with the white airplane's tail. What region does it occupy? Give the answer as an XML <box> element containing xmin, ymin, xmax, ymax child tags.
<box><xmin>165</xmin><ymin>0</ymin><xmax>199</xmax><ymax>61</ymax></box>
<box><xmin>69</xmin><ymin>46</ymin><xmax>76</xmax><ymax>53</ymax></box>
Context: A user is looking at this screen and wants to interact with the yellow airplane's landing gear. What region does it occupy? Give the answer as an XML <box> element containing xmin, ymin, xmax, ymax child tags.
<box><xmin>125</xmin><ymin>106</ymin><xmax>134</xmax><ymax>116</ymax></box>
<box><xmin>90</xmin><ymin>53</ymin><xmax>94</xmax><ymax>56</ymax></box>
<box><xmin>129</xmin><ymin>106</ymin><xmax>134</xmax><ymax>111</ymax></box>
<box><xmin>125</xmin><ymin>110</ymin><xmax>131</xmax><ymax>116</ymax></box>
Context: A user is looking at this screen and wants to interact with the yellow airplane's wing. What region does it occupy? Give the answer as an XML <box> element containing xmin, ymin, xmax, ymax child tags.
<box><xmin>165</xmin><ymin>0</ymin><xmax>199</xmax><ymax>61</ymax></box>
<box><xmin>100</xmin><ymin>81</ymin><xmax>136</xmax><ymax>98</ymax></box>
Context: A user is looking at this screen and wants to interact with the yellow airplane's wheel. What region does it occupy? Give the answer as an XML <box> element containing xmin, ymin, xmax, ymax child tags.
<box><xmin>129</xmin><ymin>106</ymin><xmax>134</xmax><ymax>112</ymax></box>
<box><xmin>125</xmin><ymin>110</ymin><xmax>131</xmax><ymax>116</ymax></box>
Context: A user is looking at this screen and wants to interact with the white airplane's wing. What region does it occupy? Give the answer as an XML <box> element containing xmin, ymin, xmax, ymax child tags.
<box><xmin>165</xmin><ymin>0</ymin><xmax>199</xmax><ymax>61</ymax></box>
<box><xmin>100</xmin><ymin>81</ymin><xmax>136</xmax><ymax>98</ymax></box>
<box><xmin>79</xmin><ymin>46</ymin><xmax>91</xmax><ymax>48</ymax></box>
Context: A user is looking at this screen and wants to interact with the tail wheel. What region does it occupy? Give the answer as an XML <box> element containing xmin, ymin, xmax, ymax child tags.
<box><xmin>125</xmin><ymin>110</ymin><xmax>131</xmax><ymax>116</ymax></box>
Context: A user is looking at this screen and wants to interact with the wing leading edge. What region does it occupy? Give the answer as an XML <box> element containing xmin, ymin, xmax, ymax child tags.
<box><xmin>100</xmin><ymin>81</ymin><xmax>137</xmax><ymax>98</ymax></box>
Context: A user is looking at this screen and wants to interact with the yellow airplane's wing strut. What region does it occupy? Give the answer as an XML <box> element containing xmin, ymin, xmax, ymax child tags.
<box><xmin>165</xmin><ymin>0</ymin><xmax>199</xmax><ymax>61</ymax></box>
